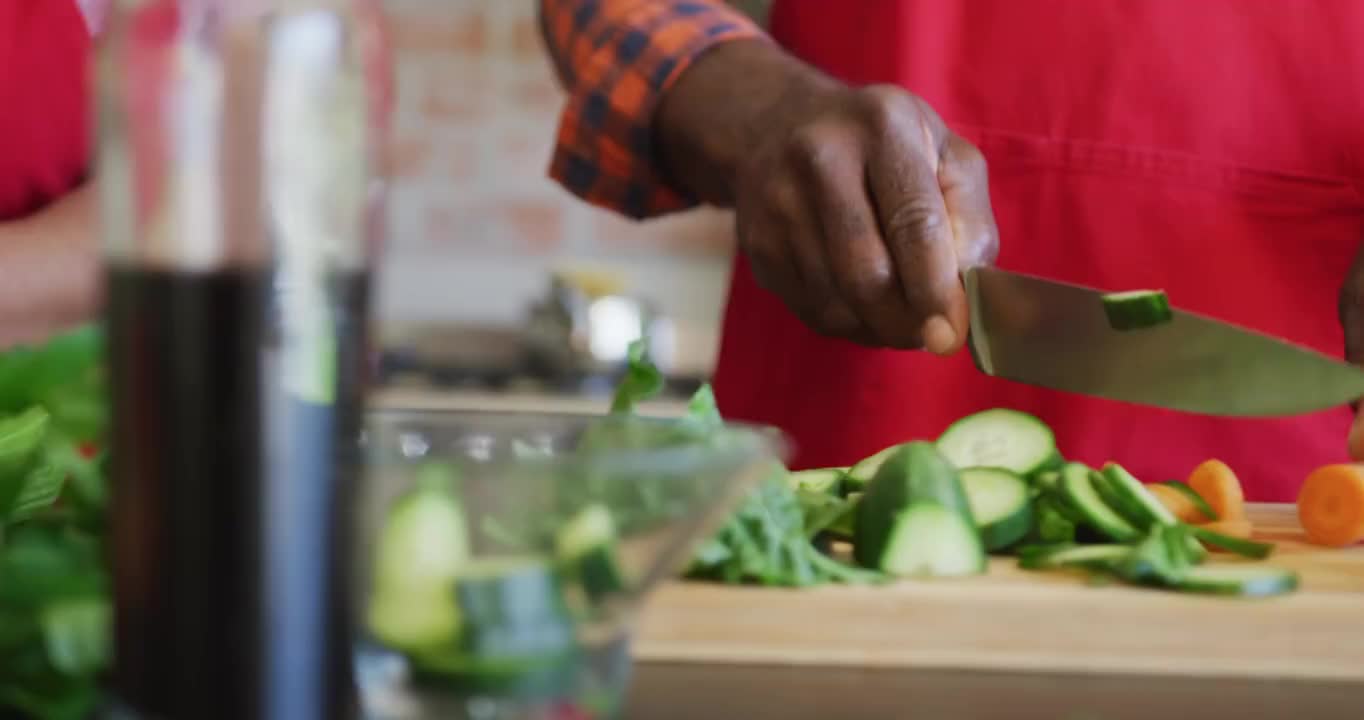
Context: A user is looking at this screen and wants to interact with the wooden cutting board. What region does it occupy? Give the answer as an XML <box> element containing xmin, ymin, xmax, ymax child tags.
<box><xmin>634</xmin><ymin>504</ymin><xmax>1364</xmax><ymax>681</ymax></box>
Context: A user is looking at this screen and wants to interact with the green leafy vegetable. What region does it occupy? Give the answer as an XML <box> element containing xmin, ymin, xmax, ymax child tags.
<box><xmin>609</xmin><ymin>339</ymin><xmax>665</xmax><ymax>414</ymax></box>
<box><xmin>0</xmin><ymin>327</ymin><xmax>110</xmax><ymax>720</ymax></box>
<box><xmin>599</xmin><ymin>341</ymin><xmax>881</xmax><ymax>587</ymax></box>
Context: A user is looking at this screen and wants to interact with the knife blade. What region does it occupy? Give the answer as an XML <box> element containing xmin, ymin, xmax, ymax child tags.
<box><xmin>962</xmin><ymin>266</ymin><xmax>1364</xmax><ymax>417</ymax></box>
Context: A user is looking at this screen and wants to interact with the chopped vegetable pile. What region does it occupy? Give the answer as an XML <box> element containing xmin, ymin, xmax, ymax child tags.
<box><xmin>0</xmin><ymin>326</ymin><xmax>1362</xmax><ymax>717</ymax></box>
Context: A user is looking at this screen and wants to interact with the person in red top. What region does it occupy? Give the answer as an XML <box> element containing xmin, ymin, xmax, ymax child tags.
<box><xmin>539</xmin><ymin>0</ymin><xmax>1364</xmax><ymax>502</ymax></box>
<box><xmin>0</xmin><ymin>0</ymin><xmax>100</xmax><ymax>348</ymax></box>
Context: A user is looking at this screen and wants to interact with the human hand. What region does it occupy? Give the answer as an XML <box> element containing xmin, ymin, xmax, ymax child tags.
<box><xmin>657</xmin><ymin>42</ymin><xmax>998</xmax><ymax>353</ymax></box>
<box><xmin>728</xmin><ymin>82</ymin><xmax>998</xmax><ymax>352</ymax></box>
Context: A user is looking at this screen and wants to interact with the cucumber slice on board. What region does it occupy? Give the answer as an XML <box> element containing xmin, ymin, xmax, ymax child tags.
<box><xmin>844</xmin><ymin>445</ymin><xmax>902</xmax><ymax>494</ymax></box>
<box><xmin>1168</xmin><ymin>565</ymin><xmax>1299</xmax><ymax>597</ymax></box>
<box><xmin>854</xmin><ymin>443</ymin><xmax>985</xmax><ymax>576</ymax></box>
<box><xmin>787</xmin><ymin>468</ymin><xmax>846</xmax><ymax>496</ymax></box>
<box><xmin>1102</xmin><ymin>289</ymin><xmax>1172</xmax><ymax>331</ymax></box>
<box><xmin>960</xmin><ymin>467</ymin><xmax>1033</xmax><ymax>551</ymax></box>
<box><xmin>936</xmin><ymin>409</ymin><xmax>1061</xmax><ymax>478</ymax></box>
<box><xmin>1098</xmin><ymin>463</ymin><xmax>1177</xmax><ymax>530</ymax></box>
<box><xmin>368</xmin><ymin>483</ymin><xmax>471</xmax><ymax>652</ymax></box>
<box><xmin>1059</xmin><ymin>463</ymin><xmax>1140</xmax><ymax>542</ymax></box>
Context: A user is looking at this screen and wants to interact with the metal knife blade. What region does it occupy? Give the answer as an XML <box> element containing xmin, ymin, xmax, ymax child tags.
<box><xmin>963</xmin><ymin>266</ymin><xmax>1364</xmax><ymax>417</ymax></box>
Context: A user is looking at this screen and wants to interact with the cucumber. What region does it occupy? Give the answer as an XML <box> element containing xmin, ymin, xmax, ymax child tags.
<box><xmin>936</xmin><ymin>408</ymin><xmax>1061</xmax><ymax>478</ymax></box>
<box><xmin>1189</xmin><ymin>526</ymin><xmax>1274</xmax><ymax>559</ymax></box>
<box><xmin>854</xmin><ymin>443</ymin><xmax>985</xmax><ymax>575</ymax></box>
<box><xmin>367</xmin><ymin>482</ymin><xmax>471</xmax><ymax>653</ymax></box>
<box><xmin>1059</xmin><ymin>463</ymin><xmax>1140</xmax><ymax>542</ymax></box>
<box><xmin>959</xmin><ymin>467</ymin><xmax>1033</xmax><ymax>551</ymax></box>
<box><xmin>844</xmin><ymin>444</ymin><xmax>901</xmax><ymax>494</ymax></box>
<box><xmin>555</xmin><ymin>504</ymin><xmax>626</xmax><ymax>601</ymax></box>
<box><xmin>1167</xmin><ymin>565</ymin><xmax>1299</xmax><ymax>597</ymax></box>
<box><xmin>1017</xmin><ymin>543</ymin><xmax>1130</xmax><ymax>571</ymax></box>
<box><xmin>1098</xmin><ymin>463</ymin><xmax>1177</xmax><ymax>530</ymax></box>
<box><xmin>454</xmin><ymin>557</ymin><xmax>571</xmax><ymax>631</ymax></box>
<box><xmin>787</xmin><ymin>468</ymin><xmax>845</xmax><ymax>496</ymax></box>
<box><xmin>877</xmin><ymin>504</ymin><xmax>987</xmax><ymax>577</ymax></box>
<box><xmin>1159</xmin><ymin>480</ymin><xmax>1219</xmax><ymax>521</ymax></box>
<box><xmin>1102</xmin><ymin>289</ymin><xmax>1172</xmax><ymax>331</ymax></box>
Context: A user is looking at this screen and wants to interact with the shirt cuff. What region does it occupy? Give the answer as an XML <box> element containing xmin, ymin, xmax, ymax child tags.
<box><xmin>546</xmin><ymin>2</ymin><xmax>767</xmax><ymax>219</ymax></box>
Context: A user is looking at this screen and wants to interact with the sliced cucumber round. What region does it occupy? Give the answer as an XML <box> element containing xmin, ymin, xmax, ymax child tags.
<box><xmin>960</xmin><ymin>467</ymin><xmax>1033</xmax><ymax>552</ymax></box>
<box><xmin>936</xmin><ymin>409</ymin><xmax>1060</xmax><ymax>478</ymax></box>
<box><xmin>1169</xmin><ymin>565</ymin><xmax>1299</xmax><ymax>597</ymax></box>
<box><xmin>787</xmin><ymin>468</ymin><xmax>846</xmax><ymax>496</ymax></box>
<box><xmin>877</xmin><ymin>504</ymin><xmax>987</xmax><ymax>577</ymax></box>
<box><xmin>844</xmin><ymin>445</ymin><xmax>902</xmax><ymax>494</ymax></box>
<box><xmin>368</xmin><ymin>485</ymin><xmax>471</xmax><ymax>652</ymax></box>
<box><xmin>1059</xmin><ymin>463</ymin><xmax>1139</xmax><ymax>542</ymax></box>
<box><xmin>1099</xmin><ymin>463</ymin><xmax>1176</xmax><ymax>530</ymax></box>
<box><xmin>1102</xmin><ymin>289</ymin><xmax>1172</xmax><ymax>331</ymax></box>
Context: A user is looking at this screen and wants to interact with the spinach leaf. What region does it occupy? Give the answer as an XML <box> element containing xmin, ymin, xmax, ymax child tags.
<box><xmin>609</xmin><ymin>339</ymin><xmax>664</xmax><ymax>414</ymax></box>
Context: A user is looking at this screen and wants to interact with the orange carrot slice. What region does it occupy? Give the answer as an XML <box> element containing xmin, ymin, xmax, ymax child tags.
<box><xmin>1187</xmin><ymin>459</ymin><xmax>1245</xmax><ymax>521</ymax></box>
<box><xmin>1297</xmin><ymin>463</ymin><xmax>1364</xmax><ymax>548</ymax></box>
<box><xmin>1144</xmin><ymin>483</ymin><xmax>1205</xmax><ymax>523</ymax></box>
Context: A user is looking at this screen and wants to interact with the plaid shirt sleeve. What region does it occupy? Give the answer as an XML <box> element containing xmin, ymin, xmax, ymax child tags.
<box><xmin>541</xmin><ymin>0</ymin><xmax>768</xmax><ymax>219</ymax></box>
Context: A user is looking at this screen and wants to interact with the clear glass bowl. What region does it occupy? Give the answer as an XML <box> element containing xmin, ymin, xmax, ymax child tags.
<box><xmin>352</xmin><ymin>409</ymin><xmax>786</xmax><ymax>719</ymax></box>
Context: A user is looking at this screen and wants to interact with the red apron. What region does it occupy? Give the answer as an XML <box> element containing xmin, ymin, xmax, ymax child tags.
<box><xmin>712</xmin><ymin>0</ymin><xmax>1364</xmax><ymax>501</ymax></box>
<box><xmin>0</xmin><ymin>1</ymin><xmax>92</xmax><ymax>221</ymax></box>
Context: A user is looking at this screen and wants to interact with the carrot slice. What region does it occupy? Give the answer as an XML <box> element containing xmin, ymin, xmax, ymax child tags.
<box><xmin>1187</xmin><ymin>459</ymin><xmax>1245</xmax><ymax>521</ymax></box>
<box><xmin>1297</xmin><ymin>463</ymin><xmax>1364</xmax><ymax>548</ymax></box>
<box><xmin>1143</xmin><ymin>483</ymin><xmax>1205</xmax><ymax>523</ymax></box>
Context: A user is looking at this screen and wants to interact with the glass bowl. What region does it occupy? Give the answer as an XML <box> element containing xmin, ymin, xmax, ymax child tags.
<box><xmin>352</xmin><ymin>409</ymin><xmax>786</xmax><ymax>719</ymax></box>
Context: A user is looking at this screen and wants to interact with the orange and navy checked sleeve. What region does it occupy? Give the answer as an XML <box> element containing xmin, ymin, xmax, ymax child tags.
<box><xmin>540</xmin><ymin>1</ymin><xmax>767</xmax><ymax>219</ymax></box>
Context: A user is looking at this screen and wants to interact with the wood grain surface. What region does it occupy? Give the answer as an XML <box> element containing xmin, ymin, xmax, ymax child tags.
<box><xmin>635</xmin><ymin>504</ymin><xmax>1364</xmax><ymax>681</ymax></box>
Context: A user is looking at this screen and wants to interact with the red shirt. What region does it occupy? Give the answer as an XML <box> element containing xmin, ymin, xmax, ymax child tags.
<box><xmin>547</xmin><ymin>1</ymin><xmax>1364</xmax><ymax>501</ymax></box>
<box><xmin>0</xmin><ymin>0</ymin><xmax>92</xmax><ymax>221</ymax></box>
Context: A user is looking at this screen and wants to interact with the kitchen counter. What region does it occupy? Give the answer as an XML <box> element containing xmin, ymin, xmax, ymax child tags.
<box><xmin>623</xmin><ymin>662</ymin><xmax>1364</xmax><ymax>719</ymax></box>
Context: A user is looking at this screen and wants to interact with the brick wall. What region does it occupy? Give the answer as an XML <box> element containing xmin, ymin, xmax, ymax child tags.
<box><xmin>377</xmin><ymin>0</ymin><xmax>740</xmax><ymax>373</ymax></box>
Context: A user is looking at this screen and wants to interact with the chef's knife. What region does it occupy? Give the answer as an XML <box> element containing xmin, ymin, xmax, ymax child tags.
<box><xmin>962</xmin><ymin>266</ymin><xmax>1364</xmax><ymax>416</ymax></box>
